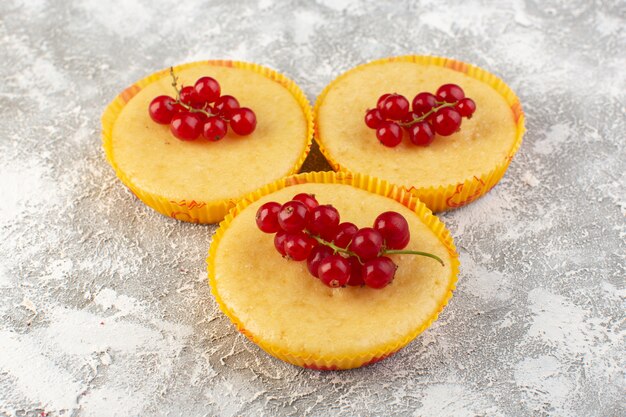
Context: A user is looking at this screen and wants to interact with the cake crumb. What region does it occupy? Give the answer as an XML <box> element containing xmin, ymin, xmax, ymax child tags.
<box><xmin>521</xmin><ymin>171</ymin><xmax>540</xmax><ymax>187</ymax></box>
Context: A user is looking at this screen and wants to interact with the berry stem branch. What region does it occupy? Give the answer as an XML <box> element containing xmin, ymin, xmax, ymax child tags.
<box><xmin>398</xmin><ymin>101</ymin><xmax>457</xmax><ymax>128</ymax></box>
<box><xmin>310</xmin><ymin>235</ymin><xmax>353</xmax><ymax>256</ymax></box>
<box><xmin>169</xmin><ymin>66</ymin><xmax>181</xmax><ymax>100</ymax></box>
<box><xmin>183</xmin><ymin>104</ymin><xmax>217</xmax><ymax>118</ymax></box>
<box><xmin>384</xmin><ymin>249</ymin><xmax>445</xmax><ymax>266</ymax></box>
<box><xmin>310</xmin><ymin>234</ymin><xmax>445</xmax><ymax>266</ymax></box>
<box><xmin>169</xmin><ymin>67</ymin><xmax>218</xmax><ymax>118</ymax></box>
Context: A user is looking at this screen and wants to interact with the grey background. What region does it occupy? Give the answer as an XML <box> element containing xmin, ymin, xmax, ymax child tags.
<box><xmin>0</xmin><ymin>0</ymin><xmax>624</xmax><ymax>416</ymax></box>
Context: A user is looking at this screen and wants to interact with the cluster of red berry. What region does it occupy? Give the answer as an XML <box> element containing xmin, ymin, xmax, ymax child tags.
<box><xmin>364</xmin><ymin>83</ymin><xmax>476</xmax><ymax>147</ymax></box>
<box><xmin>255</xmin><ymin>193</ymin><xmax>443</xmax><ymax>289</ymax></box>
<box><xmin>148</xmin><ymin>68</ymin><xmax>256</xmax><ymax>141</ymax></box>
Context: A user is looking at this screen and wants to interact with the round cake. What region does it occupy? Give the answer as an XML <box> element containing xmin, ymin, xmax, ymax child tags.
<box><xmin>102</xmin><ymin>60</ymin><xmax>313</xmax><ymax>223</ymax></box>
<box><xmin>314</xmin><ymin>56</ymin><xmax>525</xmax><ymax>212</ymax></box>
<box><xmin>207</xmin><ymin>172</ymin><xmax>459</xmax><ymax>370</ymax></box>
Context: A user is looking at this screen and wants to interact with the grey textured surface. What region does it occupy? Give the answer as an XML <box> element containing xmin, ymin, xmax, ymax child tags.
<box><xmin>0</xmin><ymin>0</ymin><xmax>624</xmax><ymax>416</ymax></box>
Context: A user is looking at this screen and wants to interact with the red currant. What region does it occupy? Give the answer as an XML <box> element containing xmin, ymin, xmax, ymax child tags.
<box><xmin>376</xmin><ymin>93</ymin><xmax>392</xmax><ymax>111</ymax></box>
<box><xmin>456</xmin><ymin>98</ymin><xmax>476</xmax><ymax>118</ymax></box>
<box><xmin>214</xmin><ymin>95</ymin><xmax>240</xmax><ymax>119</ymax></box>
<box><xmin>379</xmin><ymin>94</ymin><xmax>410</xmax><ymax>120</ymax></box>
<box><xmin>408</xmin><ymin>121</ymin><xmax>435</xmax><ymax>146</ymax></box>
<box><xmin>203</xmin><ymin>116</ymin><xmax>228</xmax><ymax>141</ymax></box>
<box><xmin>277</xmin><ymin>201</ymin><xmax>310</xmax><ymax>233</ymax></box>
<box><xmin>170</xmin><ymin>112</ymin><xmax>202</xmax><ymax>141</ymax></box>
<box><xmin>362</xmin><ymin>257</ymin><xmax>397</xmax><ymax>289</ymax></box>
<box><xmin>148</xmin><ymin>95</ymin><xmax>176</xmax><ymax>124</ymax></box>
<box><xmin>347</xmin><ymin>256</ymin><xmax>364</xmax><ymax>286</ymax></box>
<box><xmin>373</xmin><ymin>211</ymin><xmax>410</xmax><ymax>250</ymax></box>
<box><xmin>318</xmin><ymin>254</ymin><xmax>351</xmax><ymax>288</ymax></box>
<box><xmin>306</xmin><ymin>245</ymin><xmax>334</xmax><ymax>278</ymax></box>
<box><xmin>333</xmin><ymin>222</ymin><xmax>358</xmax><ymax>249</ymax></box>
<box><xmin>179</xmin><ymin>86</ymin><xmax>205</xmax><ymax>108</ymax></box>
<box><xmin>195</xmin><ymin>110</ymin><xmax>209</xmax><ymax>124</ymax></box>
<box><xmin>426</xmin><ymin>111</ymin><xmax>438</xmax><ymax>126</ymax></box>
<box><xmin>292</xmin><ymin>193</ymin><xmax>319</xmax><ymax>211</ymax></box>
<box><xmin>172</xmin><ymin>101</ymin><xmax>187</xmax><ymax>114</ymax></box>
<box><xmin>284</xmin><ymin>232</ymin><xmax>314</xmax><ymax>261</ymax></box>
<box><xmin>307</xmin><ymin>205</ymin><xmax>340</xmax><ymax>241</ymax></box>
<box><xmin>401</xmin><ymin>110</ymin><xmax>418</xmax><ymax>125</ymax></box>
<box><xmin>230</xmin><ymin>107</ymin><xmax>257</xmax><ymax>135</ymax></box>
<box><xmin>365</xmin><ymin>109</ymin><xmax>384</xmax><ymax>129</ymax></box>
<box><xmin>194</xmin><ymin>76</ymin><xmax>221</xmax><ymax>103</ymax></box>
<box><xmin>433</xmin><ymin>108</ymin><xmax>462</xmax><ymax>136</ymax></box>
<box><xmin>273</xmin><ymin>231</ymin><xmax>288</xmax><ymax>256</ymax></box>
<box><xmin>376</xmin><ymin>121</ymin><xmax>403</xmax><ymax>147</ymax></box>
<box><xmin>436</xmin><ymin>84</ymin><xmax>465</xmax><ymax>103</ymax></box>
<box><xmin>307</xmin><ymin>234</ymin><xmax>319</xmax><ymax>249</ymax></box>
<box><xmin>255</xmin><ymin>201</ymin><xmax>281</xmax><ymax>233</ymax></box>
<box><xmin>412</xmin><ymin>92</ymin><xmax>437</xmax><ymax>116</ymax></box>
<box><xmin>349</xmin><ymin>227</ymin><xmax>383</xmax><ymax>261</ymax></box>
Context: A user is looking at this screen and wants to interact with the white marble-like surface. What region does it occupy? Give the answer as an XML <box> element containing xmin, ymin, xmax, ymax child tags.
<box><xmin>0</xmin><ymin>0</ymin><xmax>624</xmax><ymax>416</ymax></box>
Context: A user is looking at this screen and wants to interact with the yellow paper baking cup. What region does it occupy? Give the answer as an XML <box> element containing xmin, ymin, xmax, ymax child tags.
<box><xmin>102</xmin><ymin>60</ymin><xmax>314</xmax><ymax>224</ymax></box>
<box><xmin>313</xmin><ymin>55</ymin><xmax>525</xmax><ymax>212</ymax></box>
<box><xmin>207</xmin><ymin>171</ymin><xmax>459</xmax><ymax>370</ymax></box>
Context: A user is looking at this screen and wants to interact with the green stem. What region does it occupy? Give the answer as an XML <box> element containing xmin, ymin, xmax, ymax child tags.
<box><xmin>398</xmin><ymin>101</ymin><xmax>456</xmax><ymax>128</ymax></box>
<box><xmin>384</xmin><ymin>249</ymin><xmax>445</xmax><ymax>266</ymax></box>
<box><xmin>310</xmin><ymin>234</ymin><xmax>445</xmax><ymax>266</ymax></box>
<box><xmin>310</xmin><ymin>235</ymin><xmax>353</xmax><ymax>256</ymax></box>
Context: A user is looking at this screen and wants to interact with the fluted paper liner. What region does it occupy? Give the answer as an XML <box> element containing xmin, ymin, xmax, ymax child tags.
<box><xmin>207</xmin><ymin>171</ymin><xmax>459</xmax><ymax>370</ymax></box>
<box><xmin>102</xmin><ymin>60</ymin><xmax>314</xmax><ymax>224</ymax></box>
<box><xmin>313</xmin><ymin>55</ymin><xmax>525</xmax><ymax>212</ymax></box>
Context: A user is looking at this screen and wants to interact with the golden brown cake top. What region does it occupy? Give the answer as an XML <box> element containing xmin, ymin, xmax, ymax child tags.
<box><xmin>212</xmin><ymin>183</ymin><xmax>455</xmax><ymax>358</ymax></box>
<box><xmin>111</xmin><ymin>65</ymin><xmax>309</xmax><ymax>202</ymax></box>
<box><xmin>317</xmin><ymin>61</ymin><xmax>518</xmax><ymax>188</ymax></box>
